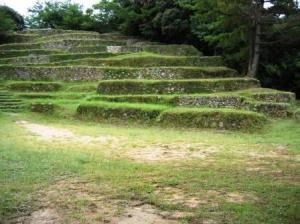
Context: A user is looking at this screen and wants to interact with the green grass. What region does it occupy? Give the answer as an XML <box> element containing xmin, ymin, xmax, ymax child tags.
<box><xmin>0</xmin><ymin>112</ymin><xmax>299</xmax><ymax>223</ymax></box>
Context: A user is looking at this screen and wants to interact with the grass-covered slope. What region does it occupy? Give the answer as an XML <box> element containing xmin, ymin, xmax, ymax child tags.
<box><xmin>0</xmin><ymin>29</ymin><xmax>298</xmax><ymax>130</ymax></box>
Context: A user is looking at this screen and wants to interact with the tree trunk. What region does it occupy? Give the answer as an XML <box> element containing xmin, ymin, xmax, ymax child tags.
<box><xmin>248</xmin><ymin>1</ymin><xmax>264</xmax><ymax>78</ymax></box>
<box><xmin>248</xmin><ymin>21</ymin><xmax>261</xmax><ymax>77</ymax></box>
<box><xmin>248</xmin><ymin>24</ymin><xmax>255</xmax><ymax>75</ymax></box>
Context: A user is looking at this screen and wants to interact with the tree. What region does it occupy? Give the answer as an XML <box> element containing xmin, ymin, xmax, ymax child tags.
<box><xmin>181</xmin><ymin>0</ymin><xmax>300</xmax><ymax>95</ymax></box>
<box><xmin>93</xmin><ymin>0</ymin><xmax>196</xmax><ymax>43</ymax></box>
<box><xmin>26</xmin><ymin>1</ymin><xmax>95</xmax><ymax>30</ymax></box>
<box><xmin>183</xmin><ymin>0</ymin><xmax>299</xmax><ymax>76</ymax></box>
<box><xmin>0</xmin><ymin>9</ymin><xmax>16</xmax><ymax>34</ymax></box>
<box><xmin>0</xmin><ymin>5</ymin><xmax>24</xmax><ymax>43</ymax></box>
<box><xmin>92</xmin><ymin>0</ymin><xmax>122</xmax><ymax>32</ymax></box>
<box><xmin>0</xmin><ymin>5</ymin><xmax>24</xmax><ymax>31</ymax></box>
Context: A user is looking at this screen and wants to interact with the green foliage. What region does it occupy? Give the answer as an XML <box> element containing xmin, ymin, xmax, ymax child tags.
<box><xmin>93</xmin><ymin>0</ymin><xmax>195</xmax><ymax>43</ymax></box>
<box><xmin>0</xmin><ymin>10</ymin><xmax>16</xmax><ymax>34</ymax></box>
<box><xmin>181</xmin><ymin>0</ymin><xmax>300</xmax><ymax>96</ymax></box>
<box><xmin>0</xmin><ymin>6</ymin><xmax>24</xmax><ymax>43</ymax></box>
<box><xmin>0</xmin><ymin>6</ymin><xmax>24</xmax><ymax>31</ymax></box>
<box><xmin>26</xmin><ymin>1</ymin><xmax>96</xmax><ymax>31</ymax></box>
<box><xmin>181</xmin><ymin>0</ymin><xmax>251</xmax><ymax>72</ymax></box>
<box><xmin>92</xmin><ymin>0</ymin><xmax>122</xmax><ymax>32</ymax></box>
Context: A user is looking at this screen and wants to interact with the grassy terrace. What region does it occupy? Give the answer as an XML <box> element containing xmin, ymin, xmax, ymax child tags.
<box><xmin>0</xmin><ymin>49</ymin><xmax>67</xmax><ymax>58</ymax></box>
<box><xmin>96</xmin><ymin>78</ymin><xmax>260</xmax><ymax>94</ymax></box>
<box><xmin>43</xmin><ymin>55</ymin><xmax>224</xmax><ymax>67</ymax></box>
<box><xmin>0</xmin><ymin>66</ymin><xmax>240</xmax><ymax>81</ymax></box>
<box><xmin>0</xmin><ymin>52</ymin><xmax>127</xmax><ymax>64</ymax></box>
<box><xmin>0</xmin><ymin>52</ymin><xmax>224</xmax><ymax>67</ymax></box>
<box><xmin>0</xmin><ymin>39</ymin><xmax>127</xmax><ymax>50</ymax></box>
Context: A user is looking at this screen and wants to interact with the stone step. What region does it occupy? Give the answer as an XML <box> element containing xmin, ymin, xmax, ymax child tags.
<box><xmin>68</xmin><ymin>44</ymin><xmax>201</xmax><ymax>56</ymax></box>
<box><xmin>19</xmin><ymin>29</ymin><xmax>99</xmax><ymax>36</ymax></box>
<box><xmin>0</xmin><ymin>39</ymin><xmax>127</xmax><ymax>50</ymax></box>
<box><xmin>35</xmin><ymin>33</ymin><xmax>104</xmax><ymax>42</ymax></box>
<box><xmin>76</xmin><ymin>102</ymin><xmax>267</xmax><ymax>130</ymax></box>
<box><xmin>0</xmin><ymin>98</ymin><xmax>22</xmax><ymax>102</ymax></box>
<box><xmin>0</xmin><ymin>52</ymin><xmax>126</xmax><ymax>64</ymax></box>
<box><xmin>0</xmin><ymin>44</ymin><xmax>202</xmax><ymax>57</ymax></box>
<box><xmin>31</xmin><ymin>31</ymin><xmax>131</xmax><ymax>40</ymax></box>
<box><xmin>96</xmin><ymin>78</ymin><xmax>260</xmax><ymax>95</ymax></box>
<box><xmin>0</xmin><ymin>101</ymin><xmax>24</xmax><ymax>105</ymax></box>
<box><xmin>88</xmin><ymin>91</ymin><xmax>293</xmax><ymax>117</ymax></box>
<box><xmin>0</xmin><ymin>49</ymin><xmax>66</xmax><ymax>59</ymax></box>
<box><xmin>45</xmin><ymin>55</ymin><xmax>224</xmax><ymax>67</ymax></box>
<box><xmin>0</xmin><ymin>105</ymin><xmax>25</xmax><ymax>109</ymax></box>
<box><xmin>0</xmin><ymin>66</ymin><xmax>240</xmax><ymax>81</ymax></box>
<box><xmin>0</xmin><ymin>92</ymin><xmax>11</xmax><ymax>96</ymax></box>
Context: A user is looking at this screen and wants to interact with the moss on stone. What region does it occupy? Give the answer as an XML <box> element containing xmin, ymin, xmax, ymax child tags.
<box><xmin>0</xmin><ymin>65</ymin><xmax>239</xmax><ymax>81</ymax></box>
<box><xmin>158</xmin><ymin>108</ymin><xmax>267</xmax><ymax>130</ymax></box>
<box><xmin>45</xmin><ymin>55</ymin><xmax>224</xmax><ymax>67</ymax></box>
<box><xmin>242</xmin><ymin>100</ymin><xmax>292</xmax><ymax>117</ymax></box>
<box><xmin>7</xmin><ymin>82</ymin><xmax>62</xmax><ymax>92</ymax></box>
<box><xmin>97</xmin><ymin>78</ymin><xmax>260</xmax><ymax>95</ymax></box>
<box><xmin>0</xmin><ymin>39</ymin><xmax>126</xmax><ymax>50</ymax></box>
<box><xmin>30</xmin><ymin>102</ymin><xmax>55</xmax><ymax>113</ymax></box>
<box><xmin>0</xmin><ymin>49</ymin><xmax>66</xmax><ymax>59</ymax></box>
<box><xmin>77</xmin><ymin>102</ymin><xmax>168</xmax><ymax>123</ymax></box>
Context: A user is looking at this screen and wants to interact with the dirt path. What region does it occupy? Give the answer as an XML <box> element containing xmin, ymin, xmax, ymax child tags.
<box><xmin>16</xmin><ymin>120</ymin><xmax>119</xmax><ymax>144</ymax></box>
<box><xmin>16</xmin><ymin>120</ymin><xmax>219</xmax><ymax>162</ymax></box>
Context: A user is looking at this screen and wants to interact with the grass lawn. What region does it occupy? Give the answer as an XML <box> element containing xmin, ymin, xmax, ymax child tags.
<box><xmin>0</xmin><ymin>112</ymin><xmax>299</xmax><ymax>223</ymax></box>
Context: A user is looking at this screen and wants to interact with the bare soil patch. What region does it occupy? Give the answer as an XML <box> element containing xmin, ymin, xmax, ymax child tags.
<box><xmin>155</xmin><ymin>186</ymin><xmax>257</xmax><ymax>209</ymax></box>
<box><xmin>4</xmin><ymin>208</ymin><xmax>61</xmax><ymax>224</ymax></box>
<box><xmin>17</xmin><ymin>120</ymin><xmax>219</xmax><ymax>162</ymax></box>
<box><xmin>113</xmin><ymin>204</ymin><xmax>178</xmax><ymax>224</ymax></box>
<box><xmin>16</xmin><ymin>120</ymin><xmax>119</xmax><ymax>144</ymax></box>
<box><xmin>126</xmin><ymin>143</ymin><xmax>218</xmax><ymax>162</ymax></box>
<box><xmin>4</xmin><ymin>178</ymin><xmax>180</xmax><ymax>224</ymax></box>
